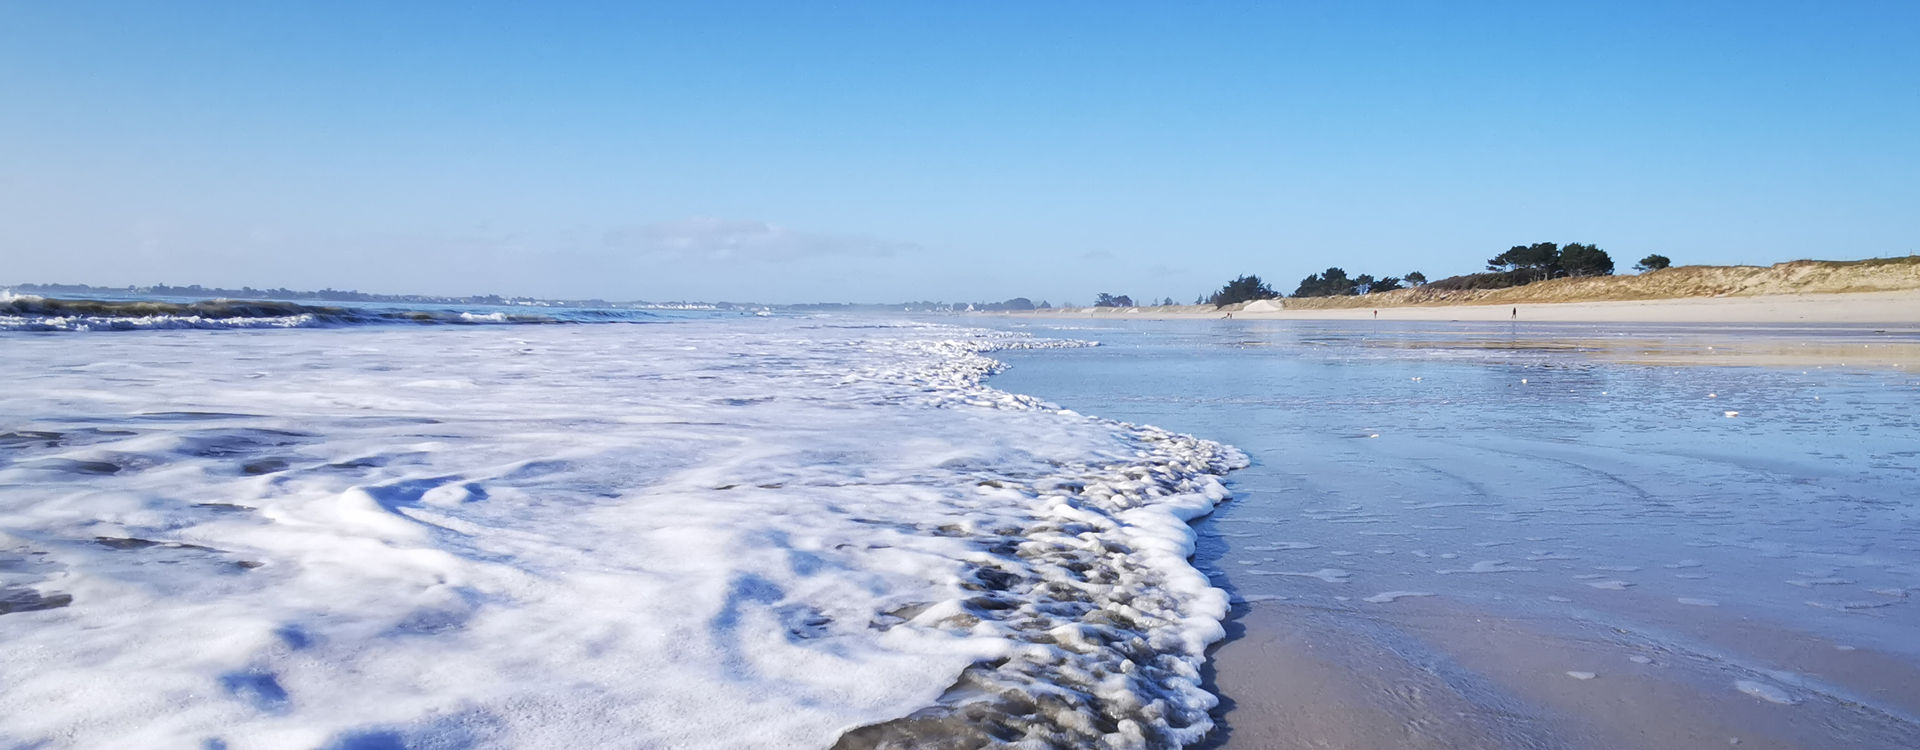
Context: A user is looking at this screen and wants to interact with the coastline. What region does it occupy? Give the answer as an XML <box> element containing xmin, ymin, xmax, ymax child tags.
<box><xmin>1007</xmin><ymin>289</ymin><xmax>1920</xmax><ymax>326</ymax></box>
<box><xmin>983</xmin><ymin>319</ymin><xmax>1920</xmax><ymax>750</ymax></box>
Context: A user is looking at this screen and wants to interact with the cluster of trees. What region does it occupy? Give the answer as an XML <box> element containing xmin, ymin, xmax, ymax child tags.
<box><xmin>1206</xmin><ymin>275</ymin><xmax>1277</xmax><ymax>305</ymax></box>
<box><xmin>1484</xmin><ymin>242</ymin><xmax>1614</xmax><ymax>280</ymax></box>
<box><xmin>974</xmin><ymin>297</ymin><xmax>1048</xmax><ymax>311</ymax></box>
<box><xmin>1089</xmin><ymin>242</ymin><xmax>1676</xmax><ymax>310</ymax></box>
<box><xmin>1407</xmin><ymin>244</ymin><xmax>1675</xmax><ymax>294</ymax></box>
<box><xmin>1090</xmin><ymin>294</ymin><xmax>1184</xmax><ymax>307</ymax></box>
<box><xmin>1404</xmin><ymin>241</ymin><xmax>1644</xmax><ymax>292</ymax></box>
<box><xmin>1291</xmin><ymin>268</ymin><xmax>1427</xmax><ymax>298</ymax></box>
<box><xmin>1201</xmin><ymin>269</ymin><xmax>1433</xmax><ymax>303</ymax></box>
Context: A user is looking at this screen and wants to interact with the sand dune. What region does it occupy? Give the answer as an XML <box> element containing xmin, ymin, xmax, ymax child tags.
<box><xmin>1290</xmin><ymin>256</ymin><xmax>1920</xmax><ymax>308</ymax></box>
<box><xmin>1028</xmin><ymin>258</ymin><xmax>1920</xmax><ymax>325</ymax></box>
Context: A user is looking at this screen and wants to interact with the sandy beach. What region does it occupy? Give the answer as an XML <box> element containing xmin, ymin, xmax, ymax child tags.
<box><xmin>1021</xmin><ymin>289</ymin><xmax>1920</xmax><ymax>326</ymax></box>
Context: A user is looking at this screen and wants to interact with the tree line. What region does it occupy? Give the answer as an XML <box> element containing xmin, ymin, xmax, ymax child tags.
<box><xmin>1484</xmin><ymin>242</ymin><xmax>1613</xmax><ymax>281</ymax></box>
<box><xmin>1288</xmin><ymin>268</ymin><xmax>1429</xmax><ymax>298</ymax></box>
<box><xmin>1194</xmin><ymin>243</ymin><xmax>1676</xmax><ymax>307</ymax></box>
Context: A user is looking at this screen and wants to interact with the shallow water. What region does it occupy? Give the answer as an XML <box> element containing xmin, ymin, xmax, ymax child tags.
<box><xmin>987</xmin><ymin>319</ymin><xmax>1920</xmax><ymax>748</ymax></box>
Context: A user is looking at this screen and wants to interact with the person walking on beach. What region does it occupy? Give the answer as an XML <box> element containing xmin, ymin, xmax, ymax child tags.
<box><xmin>1511</xmin><ymin>307</ymin><xmax>1517</xmax><ymax>319</ymax></box>
<box><xmin>1373</xmin><ymin>310</ymin><xmax>1378</xmax><ymax>319</ymax></box>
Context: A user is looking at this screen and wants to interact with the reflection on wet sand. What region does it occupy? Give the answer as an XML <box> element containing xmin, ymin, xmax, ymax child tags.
<box><xmin>987</xmin><ymin>319</ymin><xmax>1920</xmax><ymax>749</ymax></box>
<box><xmin>1206</xmin><ymin>595</ymin><xmax>1919</xmax><ymax>750</ymax></box>
<box><xmin>1371</xmin><ymin>326</ymin><xmax>1920</xmax><ymax>370</ymax></box>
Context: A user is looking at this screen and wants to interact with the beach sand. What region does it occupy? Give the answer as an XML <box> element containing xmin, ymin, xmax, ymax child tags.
<box><xmin>1021</xmin><ymin>289</ymin><xmax>1920</xmax><ymax>326</ymax></box>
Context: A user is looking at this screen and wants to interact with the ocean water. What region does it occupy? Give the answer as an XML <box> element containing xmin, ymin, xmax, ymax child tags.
<box><xmin>0</xmin><ymin>293</ymin><xmax>704</xmax><ymax>330</ymax></box>
<box><xmin>986</xmin><ymin>318</ymin><xmax>1920</xmax><ymax>745</ymax></box>
<box><xmin>9</xmin><ymin>303</ymin><xmax>1918</xmax><ymax>748</ymax></box>
<box><xmin>0</xmin><ymin>307</ymin><xmax>1241</xmax><ymax>749</ymax></box>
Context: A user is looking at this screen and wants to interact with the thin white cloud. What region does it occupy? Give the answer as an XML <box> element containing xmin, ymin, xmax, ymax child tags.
<box><xmin>604</xmin><ymin>217</ymin><xmax>916</xmax><ymax>262</ymax></box>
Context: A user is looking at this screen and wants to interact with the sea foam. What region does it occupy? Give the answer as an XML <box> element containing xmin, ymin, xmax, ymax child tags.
<box><xmin>0</xmin><ymin>318</ymin><xmax>1243</xmax><ymax>749</ymax></box>
<box><xmin>0</xmin><ymin>296</ymin><xmax>654</xmax><ymax>331</ymax></box>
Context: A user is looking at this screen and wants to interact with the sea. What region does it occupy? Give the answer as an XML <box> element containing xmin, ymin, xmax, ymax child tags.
<box><xmin>0</xmin><ymin>295</ymin><xmax>1239</xmax><ymax>750</ymax></box>
<box><xmin>3</xmin><ymin>294</ymin><xmax>1917</xmax><ymax>749</ymax></box>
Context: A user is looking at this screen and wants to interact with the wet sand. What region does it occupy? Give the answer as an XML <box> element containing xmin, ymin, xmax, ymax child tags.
<box><xmin>1200</xmin><ymin>593</ymin><xmax>1920</xmax><ymax>750</ymax></box>
<box><xmin>986</xmin><ymin>319</ymin><xmax>1920</xmax><ymax>750</ymax></box>
<box><xmin>1369</xmin><ymin>328</ymin><xmax>1920</xmax><ymax>371</ymax></box>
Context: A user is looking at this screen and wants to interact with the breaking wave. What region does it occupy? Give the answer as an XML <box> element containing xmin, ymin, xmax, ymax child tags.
<box><xmin>0</xmin><ymin>320</ymin><xmax>1244</xmax><ymax>749</ymax></box>
<box><xmin>0</xmin><ymin>295</ymin><xmax>657</xmax><ymax>331</ymax></box>
<box><xmin>835</xmin><ymin>335</ymin><xmax>1246</xmax><ymax>749</ymax></box>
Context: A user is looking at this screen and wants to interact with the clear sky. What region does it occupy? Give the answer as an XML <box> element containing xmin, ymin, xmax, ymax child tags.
<box><xmin>3</xmin><ymin>2</ymin><xmax>1915</xmax><ymax>304</ymax></box>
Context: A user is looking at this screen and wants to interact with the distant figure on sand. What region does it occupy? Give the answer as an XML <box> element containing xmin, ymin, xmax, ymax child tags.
<box><xmin>1372</xmin><ymin>310</ymin><xmax>1378</xmax><ymax>319</ymax></box>
<box><xmin>1222</xmin><ymin>312</ymin><xmax>1233</xmax><ymax>319</ymax></box>
<box><xmin>1511</xmin><ymin>307</ymin><xmax>1517</xmax><ymax>319</ymax></box>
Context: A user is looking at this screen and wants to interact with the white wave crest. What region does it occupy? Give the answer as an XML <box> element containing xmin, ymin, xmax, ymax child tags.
<box><xmin>0</xmin><ymin>313</ymin><xmax>323</xmax><ymax>332</ymax></box>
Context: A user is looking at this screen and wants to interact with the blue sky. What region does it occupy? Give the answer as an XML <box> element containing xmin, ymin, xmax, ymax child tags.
<box><xmin>3</xmin><ymin>2</ymin><xmax>1915</xmax><ymax>303</ymax></box>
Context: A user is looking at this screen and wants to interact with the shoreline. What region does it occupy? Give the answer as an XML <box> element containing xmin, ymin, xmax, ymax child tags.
<box><xmin>1005</xmin><ymin>289</ymin><xmax>1920</xmax><ymax>326</ymax></box>
<box><xmin>981</xmin><ymin>320</ymin><xmax>1920</xmax><ymax>750</ymax></box>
